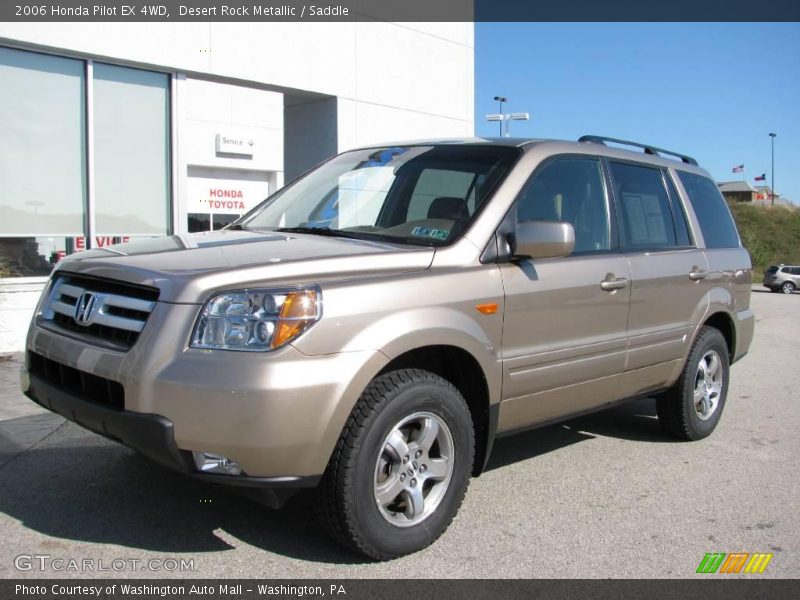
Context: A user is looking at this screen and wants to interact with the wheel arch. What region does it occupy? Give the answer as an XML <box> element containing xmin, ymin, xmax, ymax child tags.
<box><xmin>700</xmin><ymin>311</ymin><xmax>736</xmax><ymax>361</ymax></box>
<box><xmin>377</xmin><ymin>345</ymin><xmax>495</xmax><ymax>477</ymax></box>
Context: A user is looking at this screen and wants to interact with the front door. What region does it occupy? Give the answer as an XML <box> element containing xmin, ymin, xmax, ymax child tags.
<box><xmin>497</xmin><ymin>157</ymin><xmax>631</xmax><ymax>433</ymax></box>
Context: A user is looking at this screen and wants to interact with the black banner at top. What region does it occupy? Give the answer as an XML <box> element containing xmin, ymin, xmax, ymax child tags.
<box><xmin>2</xmin><ymin>0</ymin><xmax>799</xmax><ymax>22</ymax></box>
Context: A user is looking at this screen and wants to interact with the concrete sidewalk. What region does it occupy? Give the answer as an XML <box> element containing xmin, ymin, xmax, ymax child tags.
<box><xmin>0</xmin><ymin>353</ymin><xmax>64</xmax><ymax>469</ymax></box>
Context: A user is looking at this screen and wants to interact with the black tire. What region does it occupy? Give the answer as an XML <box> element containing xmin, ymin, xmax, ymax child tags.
<box><xmin>657</xmin><ymin>326</ymin><xmax>730</xmax><ymax>441</ymax></box>
<box><xmin>314</xmin><ymin>369</ymin><xmax>474</xmax><ymax>560</ymax></box>
<box><xmin>781</xmin><ymin>281</ymin><xmax>795</xmax><ymax>294</ymax></box>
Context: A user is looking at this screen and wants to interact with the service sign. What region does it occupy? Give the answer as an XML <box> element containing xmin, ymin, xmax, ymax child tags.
<box><xmin>215</xmin><ymin>133</ymin><xmax>255</xmax><ymax>156</ymax></box>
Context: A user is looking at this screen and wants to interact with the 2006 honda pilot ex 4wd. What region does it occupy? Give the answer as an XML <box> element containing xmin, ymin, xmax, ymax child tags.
<box><xmin>22</xmin><ymin>135</ymin><xmax>754</xmax><ymax>560</ymax></box>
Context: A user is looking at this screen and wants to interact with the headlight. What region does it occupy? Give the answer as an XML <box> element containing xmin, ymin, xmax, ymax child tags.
<box><xmin>191</xmin><ymin>286</ymin><xmax>321</xmax><ymax>351</ymax></box>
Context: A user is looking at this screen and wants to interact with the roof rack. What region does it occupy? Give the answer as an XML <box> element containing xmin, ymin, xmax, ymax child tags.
<box><xmin>578</xmin><ymin>135</ymin><xmax>698</xmax><ymax>166</ymax></box>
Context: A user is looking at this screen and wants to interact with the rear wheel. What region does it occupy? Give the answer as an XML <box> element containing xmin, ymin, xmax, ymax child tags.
<box><xmin>315</xmin><ymin>369</ymin><xmax>474</xmax><ymax>560</ymax></box>
<box><xmin>657</xmin><ymin>326</ymin><xmax>730</xmax><ymax>441</ymax></box>
<box><xmin>781</xmin><ymin>281</ymin><xmax>795</xmax><ymax>294</ymax></box>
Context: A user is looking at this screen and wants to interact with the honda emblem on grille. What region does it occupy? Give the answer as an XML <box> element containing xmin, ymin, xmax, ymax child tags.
<box><xmin>74</xmin><ymin>292</ymin><xmax>98</xmax><ymax>326</ymax></box>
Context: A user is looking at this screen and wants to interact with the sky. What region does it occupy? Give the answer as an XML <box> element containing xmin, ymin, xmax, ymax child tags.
<box><xmin>475</xmin><ymin>23</ymin><xmax>800</xmax><ymax>203</ymax></box>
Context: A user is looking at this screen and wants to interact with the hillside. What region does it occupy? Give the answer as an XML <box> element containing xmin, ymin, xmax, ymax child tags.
<box><xmin>730</xmin><ymin>202</ymin><xmax>800</xmax><ymax>279</ymax></box>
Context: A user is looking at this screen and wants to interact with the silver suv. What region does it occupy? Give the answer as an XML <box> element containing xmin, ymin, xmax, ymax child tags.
<box><xmin>763</xmin><ymin>264</ymin><xmax>800</xmax><ymax>294</ymax></box>
<box><xmin>21</xmin><ymin>135</ymin><xmax>754</xmax><ymax>560</ymax></box>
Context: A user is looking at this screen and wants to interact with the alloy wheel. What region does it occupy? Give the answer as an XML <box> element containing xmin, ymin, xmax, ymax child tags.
<box><xmin>694</xmin><ymin>350</ymin><xmax>724</xmax><ymax>421</ymax></box>
<box><xmin>373</xmin><ymin>411</ymin><xmax>454</xmax><ymax>527</ymax></box>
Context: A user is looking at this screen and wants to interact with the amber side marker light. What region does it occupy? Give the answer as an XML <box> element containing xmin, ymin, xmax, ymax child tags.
<box><xmin>475</xmin><ymin>303</ymin><xmax>499</xmax><ymax>315</ymax></box>
<box><xmin>272</xmin><ymin>289</ymin><xmax>320</xmax><ymax>348</ymax></box>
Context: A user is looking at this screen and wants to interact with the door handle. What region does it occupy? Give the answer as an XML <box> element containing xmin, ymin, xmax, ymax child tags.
<box><xmin>600</xmin><ymin>276</ymin><xmax>629</xmax><ymax>291</ymax></box>
<box><xmin>689</xmin><ymin>269</ymin><xmax>708</xmax><ymax>281</ymax></box>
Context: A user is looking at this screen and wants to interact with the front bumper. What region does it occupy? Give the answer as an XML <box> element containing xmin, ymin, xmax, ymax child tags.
<box><xmin>23</xmin><ymin>368</ymin><xmax>322</xmax><ymax>506</ymax></box>
<box><xmin>24</xmin><ymin>302</ymin><xmax>388</xmax><ymax>491</ymax></box>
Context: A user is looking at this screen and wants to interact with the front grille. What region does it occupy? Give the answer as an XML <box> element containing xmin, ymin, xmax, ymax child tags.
<box><xmin>28</xmin><ymin>351</ymin><xmax>125</xmax><ymax>410</ymax></box>
<box><xmin>40</xmin><ymin>273</ymin><xmax>159</xmax><ymax>350</ymax></box>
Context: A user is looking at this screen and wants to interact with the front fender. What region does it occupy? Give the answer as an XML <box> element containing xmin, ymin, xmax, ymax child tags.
<box><xmin>298</xmin><ymin>304</ymin><xmax>503</xmax><ymax>406</ymax></box>
<box><xmin>292</xmin><ymin>267</ymin><xmax>505</xmax><ymax>404</ymax></box>
<box><xmin>292</xmin><ymin>308</ymin><xmax>502</xmax><ymax>477</ymax></box>
<box><xmin>362</xmin><ymin>306</ymin><xmax>502</xmax><ymax>400</ymax></box>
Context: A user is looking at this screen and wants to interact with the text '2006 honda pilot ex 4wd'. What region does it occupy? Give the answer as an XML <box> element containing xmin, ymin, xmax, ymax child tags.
<box><xmin>22</xmin><ymin>136</ymin><xmax>754</xmax><ymax>560</ymax></box>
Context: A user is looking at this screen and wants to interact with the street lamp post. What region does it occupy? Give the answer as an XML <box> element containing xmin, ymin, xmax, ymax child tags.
<box><xmin>486</xmin><ymin>96</ymin><xmax>530</xmax><ymax>138</ymax></box>
<box><xmin>493</xmin><ymin>96</ymin><xmax>507</xmax><ymax>137</ymax></box>
<box><xmin>769</xmin><ymin>132</ymin><xmax>777</xmax><ymax>206</ymax></box>
<box><xmin>486</xmin><ymin>112</ymin><xmax>530</xmax><ymax>137</ymax></box>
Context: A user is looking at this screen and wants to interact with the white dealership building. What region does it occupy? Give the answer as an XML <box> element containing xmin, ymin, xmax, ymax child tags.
<box><xmin>0</xmin><ymin>22</ymin><xmax>475</xmax><ymax>352</ymax></box>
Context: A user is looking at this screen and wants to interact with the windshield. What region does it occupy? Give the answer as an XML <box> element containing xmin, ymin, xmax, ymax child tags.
<box><xmin>236</xmin><ymin>145</ymin><xmax>520</xmax><ymax>246</ymax></box>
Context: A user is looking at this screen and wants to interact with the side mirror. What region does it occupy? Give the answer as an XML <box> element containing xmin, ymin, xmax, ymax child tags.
<box><xmin>511</xmin><ymin>220</ymin><xmax>575</xmax><ymax>259</ymax></box>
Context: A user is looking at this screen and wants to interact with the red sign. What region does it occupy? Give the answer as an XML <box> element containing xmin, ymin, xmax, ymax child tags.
<box><xmin>75</xmin><ymin>236</ymin><xmax>130</xmax><ymax>250</ymax></box>
<box><xmin>204</xmin><ymin>188</ymin><xmax>246</xmax><ymax>211</ymax></box>
<box><xmin>209</xmin><ymin>188</ymin><xmax>243</xmax><ymax>198</ymax></box>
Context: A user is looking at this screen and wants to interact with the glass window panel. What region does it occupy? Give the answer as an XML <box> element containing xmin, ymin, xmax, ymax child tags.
<box><xmin>610</xmin><ymin>162</ymin><xmax>678</xmax><ymax>249</ymax></box>
<box><xmin>677</xmin><ymin>171</ymin><xmax>740</xmax><ymax>249</ymax></box>
<box><xmin>188</xmin><ymin>213</ymin><xmax>211</xmax><ymax>233</ymax></box>
<box><xmin>0</xmin><ymin>237</ymin><xmax>64</xmax><ymax>277</ymax></box>
<box><xmin>664</xmin><ymin>174</ymin><xmax>692</xmax><ymax>247</ymax></box>
<box><xmin>0</xmin><ymin>47</ymin><xmax>85</xmax><ymax>236</ymax></box>
<box><xmin>406</xmin><ymin>169</ymin><xmax>475</xmax><ymax>222</ymax></box>
<box><xmin>212</xmin><ymin>214</ymin><xmax>239</xmax><ymax>230</ymax></box>
<box><xmin>93</xmin><ymin>63</ymin><xmax>169</xmax><ymax>236</ymax></box>
<box><xmin>336</xmin><ymin>167</ymin><xmax>393</xmax><ymax>228</ymax></box>
<box><xmin>516</xmin><ymin>159</ymin><xmax>610</xmax><ymax>253</ymax></box>
<box><xmin>242</xmin><ymin>145</ymin><xmax>520</xmax><ymax>246</ymax></box>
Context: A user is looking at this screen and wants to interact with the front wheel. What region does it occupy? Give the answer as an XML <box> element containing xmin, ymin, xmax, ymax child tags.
<box><xmin>781</xmin><ymin>281</ymin><xmax>795</xmax><ymax>294</ymax></box>
<box><xmin>657</xmin><ymin>326</ymin><xmax>730</xmax><ymax>441</ymax></box>
<box><xmin>315</xmin><ymin>369</ymin><xmax>474</xmax><ymax>560</ymax></box>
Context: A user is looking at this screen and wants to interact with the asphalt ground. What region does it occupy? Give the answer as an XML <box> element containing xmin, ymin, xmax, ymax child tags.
<box><xmin>0</xmin><ymin>287</ymin><xmax>797</xmax><ymax>579</ymax></box>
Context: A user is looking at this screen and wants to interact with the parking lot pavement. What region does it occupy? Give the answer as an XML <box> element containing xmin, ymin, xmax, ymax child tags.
<box><xmin>0</xmin><ymin>287</ymin><xmax>797</xmax><ymax>579</ymax></box>
<box><xmin>0</xmin><ymin>354</ymin><xmax>64</xmax><ymax>471</ymax></box>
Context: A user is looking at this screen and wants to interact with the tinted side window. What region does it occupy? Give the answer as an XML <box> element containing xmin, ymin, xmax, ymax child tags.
<box><xmin>516</xmin><ymin>158</ymin><xmax>609</xmax><ymax>253</ymax></box>
<box><xmin>610</xmin><ymin>162</ymin><xmax>677</xmax><ymax>249</ymax></box>
<box><xmin>664</xmin><ymin>173</ymin><xmax>692</xmax><ymax>247</ymax></box>
<box><xmin>677</xmin><ymin>171</ymin><xmax>740</xmax><ymax>249</ymax></box>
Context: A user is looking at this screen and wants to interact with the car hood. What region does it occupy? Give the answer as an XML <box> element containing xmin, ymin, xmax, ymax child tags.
<box><xmin>55</xmin><ymin>230</ymin><xmax>435</xmax><ymax>303</ymax></box>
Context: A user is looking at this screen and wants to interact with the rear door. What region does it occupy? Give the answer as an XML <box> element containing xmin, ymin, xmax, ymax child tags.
<box><xmin>608</xmin><ymin>161</ymin><xmax>710</xmax><ymax>398</ymax></box>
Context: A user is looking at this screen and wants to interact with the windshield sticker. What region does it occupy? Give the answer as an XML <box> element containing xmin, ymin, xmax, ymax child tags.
<box><xmin>411</xmin><ymin>226</ymin><xmax>449</xmax><ymax>240</ymax></box>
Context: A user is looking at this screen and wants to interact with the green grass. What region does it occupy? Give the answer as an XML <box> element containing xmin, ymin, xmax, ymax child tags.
<box><xmin>730</xmin><ymin>202</ymin><xmax>800</xmax><ymax>280</ymax></box>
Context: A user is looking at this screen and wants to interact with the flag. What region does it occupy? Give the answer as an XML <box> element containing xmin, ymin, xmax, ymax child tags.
<box><xmin>732</xmin><ymin>164</ymin><xmax>744</xmax><ymax>173</ymax></box>
<box><xmin>754</xmin><ymin>173</ymin><xmax>766</xmax><ymax>181</ymax></box>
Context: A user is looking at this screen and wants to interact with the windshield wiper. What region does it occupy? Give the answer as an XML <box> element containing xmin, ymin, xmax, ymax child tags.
<box><xmin>273</xmin><ymin>226</ymin><xmax>364</xmax><ymax>239</ymax></box>
<box><xmin>273</xmin><ymin>226</ymin><xmax>438</xmax><ymax>247</ymax></box>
